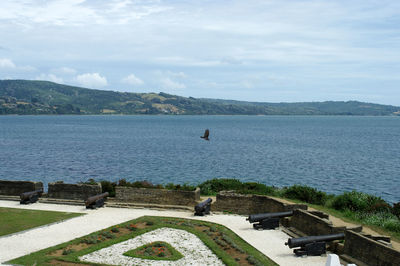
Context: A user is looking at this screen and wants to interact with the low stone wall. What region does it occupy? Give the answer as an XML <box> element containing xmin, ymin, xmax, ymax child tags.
<box><xmin>0</xmin><ymin>180</ymin><xmax>43</xmax><ymax>196</ymax></box>
<box><xmin>289</xmin><ymin>209</ymin><xmax>346</xmax><ymax>236</ymax></box>
<box><xmin>212</xmin><ymin>191</ymin><xmax>307</xmax><ymax>215</ymax></box>
<box><xmin>115</xmin><ymin>186</ymin><xmax>200</xmax><ymax>206</ymax></box>
<box><xmin>47</xmin><ymin>182</ymin><xmax>102</xmax><ymax>200</ymax></box>
<box><xmin>343</xmin><ymin>230</ymin><xmax>400</xmax><ymax>266</ymax></box>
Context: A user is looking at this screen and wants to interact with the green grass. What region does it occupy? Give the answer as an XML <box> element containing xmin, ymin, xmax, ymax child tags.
<box><xmin>124</xmin><ymin>241</ymin><xmax>183</xmax><ymax>261</ymax></box>
<box><xmin>0</xmin><ymin>207</ymin><xmax>83</xmax><ymax>237</ymax></box>
<box><xmin>9</xmin><ymin>216</ymin><xmax>277</xmax><ymax>266</ymax></box>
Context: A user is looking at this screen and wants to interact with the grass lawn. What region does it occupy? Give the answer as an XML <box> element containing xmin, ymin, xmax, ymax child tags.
<box><xmin>9</xmin><ymin>216</ymin><xmax>277</xmax><ymax>266</ymax></box>
<box><xmin>0</xmin><ymin>207</ymin><xmax>83</xmax><ymax>237</ymax></box>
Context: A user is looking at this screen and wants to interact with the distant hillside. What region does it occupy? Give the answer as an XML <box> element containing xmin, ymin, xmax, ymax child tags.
<box><xmin>0</xmin><ymin>79</ymin><xmax>399</xmax><ymax>115</ymax></box>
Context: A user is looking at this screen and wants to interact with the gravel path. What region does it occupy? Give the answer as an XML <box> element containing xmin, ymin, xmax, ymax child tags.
<box><xmin>0</xmin><ymin>200</ymin><xmax>327</xmax><ymax>265</ymax></box>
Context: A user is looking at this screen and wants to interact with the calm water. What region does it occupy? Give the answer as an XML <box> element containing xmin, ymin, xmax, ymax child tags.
<box><xmin>0</xmin><ymin>115</ymin><xmax>399</xmax><ymax>203</ymax></box>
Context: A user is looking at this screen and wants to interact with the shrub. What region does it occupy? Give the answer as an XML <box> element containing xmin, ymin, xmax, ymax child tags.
<box><xmin>198</xmin><ymin>178</ymin><xmax>247</xmax><ymax>195</ymax></box>
<box><xmin>62</xmin><ymin>249</ymin><xmax>75</xmax><ymax>255</ymax></box>
<box><xmin>282</xmin><ymin>185</ymin><xmax>328</xmax><ymax>205</ymax></box>
<box><xmin>330</xmin><ymin>191</ymin><xmax>388</xmax><ymax>213</ymax></box>
<box><xmin>241</xmin><ymin>182</ymin><xmax>276</xmax><ymax>195</ymax></box>
<box><xmin>100</xmin><ymin>180</ymin><xmax>116</xmax><ymax>197</ymax></box>
<box><xmin>392</xmin><ymin>202</ymin><xmax>400</xmax><ymax>218</ymax></box>
<box><xmin>165</xmin><ymin>183</ymin><xmax>196</xmax><ymax>191</ymax></box>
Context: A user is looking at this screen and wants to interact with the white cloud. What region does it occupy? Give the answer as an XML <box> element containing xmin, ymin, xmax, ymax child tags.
<box><xmin>167</xmin><ymin>71</ymin><xmax>186</xmax><ymax>78</ymax></box>
<box><xmin>76</xmin><ymin>73</ymin><xmax>107</xmax><ymax>88</ymax></box>
<box><xmin>121</xmin><ymin>73</ymin><xmax>144</xmax><ymax>85</ymax></box>
<box><xmin>35</xmin><ymin>73</ymin><xmax>63</xmax><ymax>83</ymax></box>
<box><xmin>0</xmin><ymin>58</ymin><xmax>16</xmax><ymax>69</ymax></box>
<box><xmin>52</xmin><ymin>67</ymin><xmax>77</xmax><ymax>75</ymax></box>
<box><xmin>161</xmin><ymin>77</ymin><xmax>186</xmax><ymax>90</ymax></box>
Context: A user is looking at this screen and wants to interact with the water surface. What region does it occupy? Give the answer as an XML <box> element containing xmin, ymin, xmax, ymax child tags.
<box><xmin>0</xmin><ymin>115</ymin><xmax>399</xmax><ymax>203</ymax></box>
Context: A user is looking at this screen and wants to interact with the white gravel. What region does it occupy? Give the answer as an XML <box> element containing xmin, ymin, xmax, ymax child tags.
<box><xmin>80</xmin><ymin>227</ymin><xmax>224</xmax><ymax>266</ymax></box>
<box><xmin>0</xmin><ymin>200</ymin><xmax>327</xmax><ymax>265</ymax></box>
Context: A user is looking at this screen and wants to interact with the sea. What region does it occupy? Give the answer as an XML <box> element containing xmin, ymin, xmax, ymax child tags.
<box><xmin>0</xmin><ymin>115</ymin><xmax>399</xmax><ymax>203</ymax></box>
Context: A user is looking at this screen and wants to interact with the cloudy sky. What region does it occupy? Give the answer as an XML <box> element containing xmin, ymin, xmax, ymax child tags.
<box><xmin>0</xmin><ymin>0</ymin><xmax>399</xmax><ymax>105</ymax></box>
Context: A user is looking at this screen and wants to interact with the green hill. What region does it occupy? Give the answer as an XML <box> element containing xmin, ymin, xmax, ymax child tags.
<box><xmin>0</xmin><ymin>79</ymin><xmax>399</xmax><ymax>115</ymax></box>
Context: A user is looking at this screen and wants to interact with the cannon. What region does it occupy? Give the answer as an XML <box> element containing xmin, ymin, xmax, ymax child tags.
<box><xmin>85</xmin><ymin>192</ymin><xmax>109</xmax><ymax>209</ymax></box>
<box><xmin>285</xmin><ymin>232</ymin><xmax>345</xmax><ymax>256</ymax></box>
<box><xmin>20</xmin><ymin>189</ymin><xmax>43</xmax><ymax>204</ymax></box>
<box><xmin>194</xmin><ymin>198</ymin><xmax>212</xmax><ymax>216</ymax></box>
<box><xmin>246</xmin><ymin>211</ymin><xmax>293</xmax><ymax>230</ymax></box>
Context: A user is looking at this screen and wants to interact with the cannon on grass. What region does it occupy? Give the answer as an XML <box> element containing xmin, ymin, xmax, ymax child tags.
<box><xmin>194</xmin><ymin>198</ymin><xmax>212</xmax><ymax>216</ymax></box>
<box><xmin>285</xmin><ymin>232</ymin><xmax>345</xmax><ymax>256</ymax></box>
<box><xmin>85</xmin><ymin>192</ymin><xmax>109</xmax><ymax>209</ymax></box>
<box><xmin>20</xmin><ymin>189</ymin><xmax>43</xmax><ymax>204</ymax></box>
<box><xmin>246</xmin><ymin>211</ymin><xmax>293</xmax><ymax>230</ymax></box>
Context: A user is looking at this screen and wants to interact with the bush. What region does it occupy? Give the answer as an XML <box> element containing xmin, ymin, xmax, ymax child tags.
<box><xmin>241</xmin><ymin>182</ymin><xmax>276</xmax><ymax>195</ymax></box>
<box><xmin>282</xmin><ymin>185</ymin><xmax>328</xmax><ymax>205</ymax></box>
<box><xmin>330</xmin><ymin>191</ymin><xmax>389</xmax><ymax>213</ymax></box>
<box><xmin>62</xmin><ymin>249</ymin><xmax>75</xmax><ymax>255</ymax></box>
<box><xmin>199</xmin><ymin>178</ymin><xmax>243</xmax><ymax>195</ymax></box>
<box><xmin>165</xmin><ymin>183</ymin><xmax>196</xmax><ymax>191</ymax></box>
<box><xmin>392</xmin><ymin>202</ymin><xmax>400</xmax><ymax>218</ymax></box>
<box><xmin>100</xmin><ymin>180</ymin><xmax>117</xmax><ymax>197</ymax></box>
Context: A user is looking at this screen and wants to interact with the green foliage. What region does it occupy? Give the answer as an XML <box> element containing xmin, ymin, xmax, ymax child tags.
<box><xmin>199</xmin><ymin>178</ymin><xmax>276</xmax><ymax>195</ymax></box>
<box><xmin>1</xmin><ymin>80</ymin><xmax>399</xmax><ymax>115</ymax></box>
<box><xmin>329</xmin><ymin>191</ymin><xmax>390</xmax><ymax>213</ymax></box>
<box><xmin>100</xmin><ymin>180</ymin><xmax>117</xmax><ymax>197</ymax></box>
<box><xmin>392</xmin><ymin>202</ymin><xmax>400</xmax><ymax>218</ymax></box>
<box><xmin>282</xmin><ymin>185</ymin><xmax>328</xmax><ymax>205</ymax></box>
<box><xmin>123</xmin><ymin>241</ymin><xmax>183</xmax><ymax>261</ymax></box>
<box><xmin>62</xmin><ymin>249</ymin><xmax>75</xmax><ymax>255</ymax></box>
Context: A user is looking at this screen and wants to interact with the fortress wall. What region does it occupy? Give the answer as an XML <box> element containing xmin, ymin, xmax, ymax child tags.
<box><xmin>0</xmin><ymin>180</ymin><xmax>43</xmax><ymax>196</ymax></box>
<box><xmin>212</xmin><ymin>191</ymin><xmax>307</xmax><ymax>215</ymax></box>
<box><xmin>115</xmin><ymin>186</ymin><xmax>200</xmax><ymax>206</ymax></box>
<box><xmin>47</xmin><ymin>182</ymin><xmax>101</xmax><ymax>200</ymax></box>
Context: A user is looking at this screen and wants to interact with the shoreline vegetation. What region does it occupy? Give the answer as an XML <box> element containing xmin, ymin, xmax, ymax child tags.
<box><xmin>86</xmin><ymin>178</ymin><xmax>400</xmax><ymax>240</ymax></box>
<box><xmin>1</xmin><ymin>80</ymin><xmax>400</xmax><ymax>115</ymax></box>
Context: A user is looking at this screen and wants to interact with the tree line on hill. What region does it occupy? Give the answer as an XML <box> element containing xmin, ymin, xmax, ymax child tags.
<box><xmin>1</xmin><ymin>79</ymin><xmax>399</xmax><ymax>115</ymax></box>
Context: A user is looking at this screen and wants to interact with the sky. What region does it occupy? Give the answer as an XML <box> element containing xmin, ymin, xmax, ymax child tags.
<box><xmin>0</xmin><ymin>0</ymin><xmax>399</xmax><ymax>105</ymax></box>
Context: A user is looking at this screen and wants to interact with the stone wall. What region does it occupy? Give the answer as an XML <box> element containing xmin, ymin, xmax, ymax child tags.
<box><xmin>212</xmin><ymin>191</ymin><xmax>307</xmax><ymax>215</ymax></box>
<box><xmin>115</xmin><ymin>186</ymin><xmax>200</xmax><ymax>206</ymax></box>
<box><xmin>289</xmin><ymin>209</ymin><xmax>346</xmax><ymax>236</ymax></box>
<box><xmin>47</xmin><ymin>182</ymin><xmax>102</xmax><ymax>200</ymax></box>
<box><xmin>0</xmin><ymin>180</ymin><xmax>43</xmax><ymax>196</ymax></box>
<box><xmin>343</xmin><ymin>230</ymin><xmax>400</xmax><ymax>266</ymax></box>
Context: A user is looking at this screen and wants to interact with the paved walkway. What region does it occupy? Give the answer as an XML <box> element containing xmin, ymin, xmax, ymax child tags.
<box><xmin>0</xmin><ymin>200</ymin><xmax>327</xmax><ymax>266</ymax></box>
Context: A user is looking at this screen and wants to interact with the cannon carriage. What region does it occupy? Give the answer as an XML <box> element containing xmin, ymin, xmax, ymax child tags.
<box><xmin>20</xmin><ymin>189</ymin><xmax>43</xmax><ymax>204</ymax></box>
<box><xmin>285</xmin><ymin>232</ymin><xmax>345</xmax><ymax>256</ymax></box>
<box><xmin>247</xmin><ymin>211</ymin><xmax>293</xmax><ymax>230</ymax></box>
<box><xmin>85</xmin><ymin>192</ymin><xmax>109</xmax><ymax>209</ymax></box>
<box><xmin>194</xmin><ymin>198</ymin><xmax>212</xmax><ymax>216</ymax></box>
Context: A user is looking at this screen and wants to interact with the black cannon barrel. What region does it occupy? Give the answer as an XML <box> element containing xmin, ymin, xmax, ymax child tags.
<box><xmin>85</xmin><ymin>192</ymin><xmax>109</xmax><ymax>207</ymax></box>
<box><xmin>247</xmin><ymin>211</ymin><xmax>293</xmax><ymax>223</ymax></box>
<box><xmin>285</xmin><ymin>232</ymin><xmax>345</xmax><ymax>248</ymax></box>
<box><xmin>20</xmin><ymin>189</ymin><xmax>43</xmax><ymax>201</ymax></box>
<box><xmin>195</xmin><ymin>198</ymin><xmax>212</xmax><ymax>211</ymax></box>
